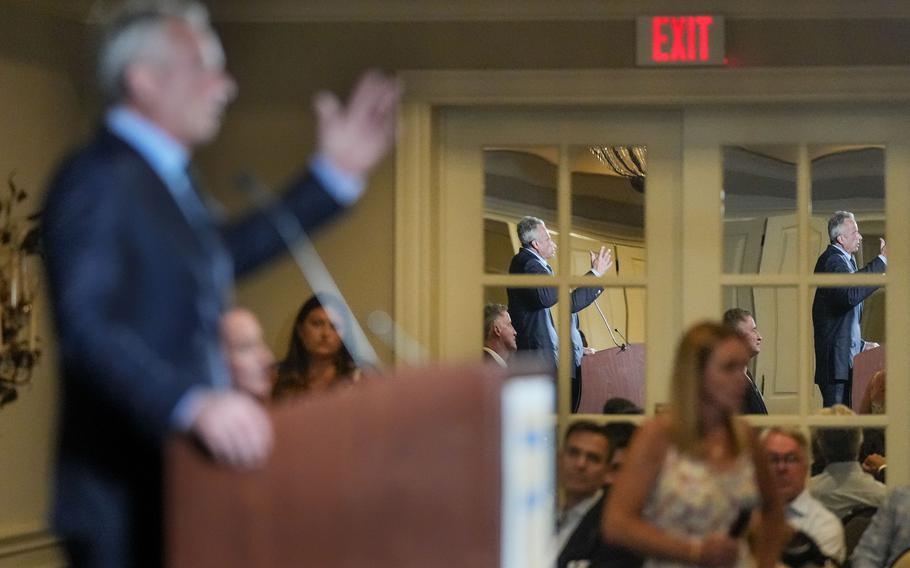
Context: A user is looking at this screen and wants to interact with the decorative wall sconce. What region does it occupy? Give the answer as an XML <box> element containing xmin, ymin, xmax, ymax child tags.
<box><xmin>0</xmin><ymin>173</ymin><xmax>42</xmax><ymax>407</ymax></box>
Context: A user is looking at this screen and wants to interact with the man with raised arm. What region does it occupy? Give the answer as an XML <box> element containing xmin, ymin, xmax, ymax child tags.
<box><xmin>41</xmin><ymin>1</ymin><xmax>400</xmax><ymax>565</ymax></box>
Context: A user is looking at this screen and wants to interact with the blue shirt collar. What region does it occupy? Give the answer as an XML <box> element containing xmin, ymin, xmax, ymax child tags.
<box><xmin>832</xmin><ymin>243</ymin><xmax>854</xmax><ymax>262</ymax></box>
<box><xmin>523</xmin><ymin>246</ymin><xmax>550</xmax><ymax>268</ymax></box>
<box><xmin>105</xmin><ymin>105</ymin><xmax>189</xmax><ymax>185</ymax></box>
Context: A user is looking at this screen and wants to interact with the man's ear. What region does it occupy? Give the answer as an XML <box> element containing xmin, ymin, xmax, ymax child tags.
<box><xmin>493</xmin><ymin>323</ymin><xmax>503</xmax><ymax>338</ymax></box>
<box><xmin>124</xmin><ymin>63</ymin><xmax>158</xmax><ymax>105</ymax></box>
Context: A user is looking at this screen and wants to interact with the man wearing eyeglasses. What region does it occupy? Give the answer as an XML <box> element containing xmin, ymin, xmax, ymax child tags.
<box><xmin>761</xmin><ymin>427</ymin><xmax>846</xmax><ymax>564</ymax></box>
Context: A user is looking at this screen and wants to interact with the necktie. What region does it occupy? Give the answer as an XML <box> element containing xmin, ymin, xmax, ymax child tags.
<box><xmin>182</xmin><ymin>165</ymin><xmax>234</xmax><ymax>388</ymax></box>
<box><xmin>849</xmin><ymin>257</ymin><xmax>858</xmax><ymax>272</ymax></box>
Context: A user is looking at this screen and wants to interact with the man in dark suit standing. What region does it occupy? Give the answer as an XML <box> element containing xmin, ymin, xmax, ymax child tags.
<box><xmin>41</xmin><ymin>2</ymin><xmax>399</xmax><ymax>566</ymax></box>
<box><xmin>507</xmin><ymin>216</ymin><xmax>611</xmax><ymax>411</ymax></box>
<box><xmin>812</xmin><ymin>211</ymin><xmax>886</xmax><ymax>407</ymax></box>
<box><xmin>722</xmin><ymin>308</ymin><xmax>769</xmax><ymax>414</ymax></box>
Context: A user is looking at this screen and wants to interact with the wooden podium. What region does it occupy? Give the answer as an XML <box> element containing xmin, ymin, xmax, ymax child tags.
<box><xmin>166</xmin><ymin>364</ymin><xmax>553</xmax><ymax>568</ymax></box>
<box><xmin>852</xmin><ymin>345</ymin><xmax>884</xmax><ymax>412</ymax></box>
<box><xmin>578</xmin><ymin>344</ymin><xmax>645</xmax><ymax>414</ymax></box>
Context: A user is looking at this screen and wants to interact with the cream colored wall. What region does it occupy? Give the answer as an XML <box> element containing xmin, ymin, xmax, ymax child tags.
<box><xmin>196</xmin><ymin>105</ymin><xmax>397</xmax><ymax>364</ymax></box>
<box><xmin>0</xmin><ymin>18</ymin><xmax>85</xmax><ymax>567</ymax></box>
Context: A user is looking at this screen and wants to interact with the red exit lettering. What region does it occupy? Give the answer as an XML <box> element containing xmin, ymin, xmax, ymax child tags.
<box><xmin>651</xmin><ymin>15</ymin><xmax>714</xmax><ymax>63</ymax></box>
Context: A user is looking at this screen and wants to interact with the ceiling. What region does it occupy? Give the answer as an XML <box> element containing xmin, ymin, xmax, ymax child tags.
<box><xmin>9</xmin><ymin>0</ymin><xmax>910</xmax><ymax>24</ymax></box>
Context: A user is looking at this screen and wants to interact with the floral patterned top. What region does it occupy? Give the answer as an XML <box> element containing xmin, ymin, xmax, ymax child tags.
<box><xmin>641</xmin><ymin>445</ymin><xmax>759</xmax><ymax>568</ymax></box>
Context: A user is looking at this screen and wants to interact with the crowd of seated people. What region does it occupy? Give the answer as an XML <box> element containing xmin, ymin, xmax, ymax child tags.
<box><xmin>221</xmin><ymin>295</ymin><xmax>901</xmax><ymax>568</ymax></box>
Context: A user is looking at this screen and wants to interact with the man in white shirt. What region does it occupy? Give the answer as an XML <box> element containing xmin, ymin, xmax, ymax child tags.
<box><xmin>482</xmin><ymin>303</ymin><xmax>517</xmax><ymax>368</ymax></box>
<box><xmin>762</xmin><ymin>427</ymin><xmax>846</xmax><ymax>564</ymax></box>
<box><xmin>810</xmin><ymin>405</ymin><xmax>886</xmax><ymax>518</ymax></box>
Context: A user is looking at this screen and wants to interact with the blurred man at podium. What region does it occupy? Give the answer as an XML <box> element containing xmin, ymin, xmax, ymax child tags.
<box><xmin>507</xmin><ymin>216</ymin><xmax>611</xmax><ymax>411</ymax></box>
<box><xmin>41</xmin><ymin>1</ymin><xmax>400</xmax><ymax>566</ymax></box>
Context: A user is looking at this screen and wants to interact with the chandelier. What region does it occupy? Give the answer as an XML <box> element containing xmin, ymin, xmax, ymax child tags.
<box><xmin>0</xmin><ymin>173</ymin><xmax>41</xmax><ymax>407</ymax></box>
<box><xmin>589</xmin><ymin>146</ymin><xmax>648</xmax><ymax>193</ymax></box>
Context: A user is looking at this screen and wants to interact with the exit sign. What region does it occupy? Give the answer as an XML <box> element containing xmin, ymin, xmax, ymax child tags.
<box><xmin>636</xmin><ymin>15</ymin><xmax>725</xmax><ymax>66</ymax></box>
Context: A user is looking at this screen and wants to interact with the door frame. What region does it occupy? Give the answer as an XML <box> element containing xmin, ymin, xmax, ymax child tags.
<box><xmin>395</xmin><ymin>66</ymin><xmax>910</xmax><ymax>484</ymax></box>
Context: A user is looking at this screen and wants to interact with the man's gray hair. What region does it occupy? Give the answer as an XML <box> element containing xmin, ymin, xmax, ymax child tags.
<box><xmin>483</xmin><ymin>303</ymin><xmax>508</xmax><ymax>338</ymax></box>
<box><xmin>722</xmin><ymin>308</ymin><xmax>753</xmax><ymax>330</ymax></box>
<box><xmin>815</xmin><ymin>404</ymin><xmax>863</xmax><ymax>463</ymax></box>
<box><xmin>828</xmin><ymin>211</ymin><xmax>855</xmax><ymax>243</ymax></box>
<box><xmin>97</xmin><ymin>0</ymin><xmax>211</xmax><ymax>105</ymax></box>
<box><xmin>516</xmin><ymin>216</ymin><xmax>545</xmax><ymax>248</ymax></box>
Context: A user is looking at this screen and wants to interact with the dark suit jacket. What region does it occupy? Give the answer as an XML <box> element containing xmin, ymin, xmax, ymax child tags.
<box><xmin>506</xmin><ymin>248</ymin><xmax>602</xmax><ymax>376</ymax></box>
<box><xmin>558</xmin><ymin>492</ymin><xmax>642</xmax><ymax>568</ymax></box>
<box><xmin>742</xmin><ymin>369</ymin><xmax>768</xmax><ymax>415</ymax></box>
<box><xmin>42</xmin><ymin>127</ymin><xmax>345</xmax><ymax>567</ymax></box>
<box><xmin>811</xmin><ymin>245</ymin><xmax>885</xmax><ymax>387</ymax></box>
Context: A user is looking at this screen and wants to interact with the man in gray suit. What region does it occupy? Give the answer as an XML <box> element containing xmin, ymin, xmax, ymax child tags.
<box><xmin>506</xmin><ymin>216</ymin><xmax>611</xmax><ymax>410</ymax></box>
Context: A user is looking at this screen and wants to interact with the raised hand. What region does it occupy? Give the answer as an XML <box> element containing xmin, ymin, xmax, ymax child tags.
<box><xmin>590</xmin><ymin>246</ymin><xmax>613</xmax><ymax>275</ymax></box>
<box><xmin>315</xmin><ymin>70</ymin><xmax>403</xmax><ymax>178</ymax></box>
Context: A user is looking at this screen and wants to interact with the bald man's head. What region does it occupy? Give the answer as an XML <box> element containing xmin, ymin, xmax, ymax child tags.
<box><xmin>222</xmin><ymin>308</ymin><xmax>275</xmax><ymax>400</ymax></box>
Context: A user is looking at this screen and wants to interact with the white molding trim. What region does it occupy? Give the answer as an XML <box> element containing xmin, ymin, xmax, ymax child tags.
<box><xmin>394</xmin><ymin>101</ymin><xmax>436</xmax><ymax>361</ymax></box>
<box><xmin>401</xmin><ymin>66</ymin><xmax>910</xmax><ymax>106</ymax></box>
<box><xmin>209</xmin><ymin>1</ymin><xmax>910</xmax><ymax>23</ymax></box>
<box><xmin>0</xmin><ymin>527</ymin><xmax>61</xmax><ymax>562</ymax></box>
<box><xmin>18</xmin><ymin>0</ymin><xmax>910</xmax><ymax>24</ymax></box>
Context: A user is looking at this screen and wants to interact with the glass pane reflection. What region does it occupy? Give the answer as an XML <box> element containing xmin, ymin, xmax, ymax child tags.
<box><xmin>570</xmin><ymin>145</ymin><xmax>646</xmax><ymax>255</ymax></box>
<box><xmin>810</xmin><ymin>286</ymin><xmax>885</xmax><ymax>410</ymax></box>
<box><xmin>809</xmin><ymin>145</ymin><xmax>886</xmax><ymax>276</ymax></box>
<box><xmin>572</xmin><ymin>288</ymin><xmax>646</xmax><ymax>415</ymax></box>
<box><xmin>723</xmin><ymin>286</ymin><xmax>797</xmax><ymax>415</ymax></box>
<box><xmin>723</xmin><ymin>145</ymin><xmax>797</xmax><ymax>274</ymax></box>
<box><xmin>483</xmin><ymin>146</ymin><xmax>558</xmax><ymax>275</ymax></box>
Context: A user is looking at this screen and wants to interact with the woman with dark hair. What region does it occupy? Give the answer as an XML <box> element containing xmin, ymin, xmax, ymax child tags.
<box><xmin>272</xmin><ymin>295</ymin><xmax>360</xmax><ymax>399</ymax></box>
<box><xmin>604</xmin><ymin>321</ymin><xmax>786</xmax><ymax>567</ymax></box>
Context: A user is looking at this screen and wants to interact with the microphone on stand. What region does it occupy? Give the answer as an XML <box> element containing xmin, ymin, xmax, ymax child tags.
<box><xmin>612</xmin><ymin>325</ymin><xmax>630</xmax><ymax>350</ymax></box>
<box><xmin>592</xmin><ymin>300</ymin><xmax>626</xmax><ymax>351</ymax></box>
<box><xmin>234</xmin><ymin>172</ymin><xmax>384</xmax><ymax>372</ymax></box>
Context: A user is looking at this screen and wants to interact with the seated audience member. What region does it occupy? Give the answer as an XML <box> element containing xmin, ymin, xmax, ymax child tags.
<box><xmin>272</xmin><ymin>295</ymin><xmax>360</xmax><ymax>400</ymax></box>
<box><xmin>722</xmin><ymin>308</ymin><xmax>769</xmax><ymax>414</ymax></box>
<box><xmin>603</xmin><ymin>421</ymin><xmax>637</xmax><ymax>487</ymax></box>
<box><xmin>556</xmin><ymin>421</ymin><xmax>640</xmax><ymax>568</ymax></box>
<box><xmin>762</xmin><ymin>427</ymin><xmax>846</xmax><ymax>565</ymax></box>
<box><xmin>850</xmin><ymin>486</ymin><xmax>910</xmax><ymax>568</ymax></box>
<box><xmin>809</xmin><ymin>405</ymin><xmax>886</xmax><ymax>519</ymax></box>
<box><xmin>482</xmin><ymin>303</ymin><xmax>518</xmax><ymax>367</ymax></box>
<box><xmin>602</xmin><ymin>397</ymin><xmax>643</xmax><ymax>415</ymax></box>
<box><xmin>222</xmin><ymin>308</ymin><xmax>276</xmax><ymax>400</ymax></box>
<box><xmin>858</xmin><ymin>370</ymin><xmax>885</xmax><ymax>414</ymax></box>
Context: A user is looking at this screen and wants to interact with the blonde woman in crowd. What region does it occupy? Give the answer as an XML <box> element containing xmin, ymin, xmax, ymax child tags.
<box><xmin>604</xmin><ymin>321</ymin><xmax>786</xmax><ymax>567</ymax></box>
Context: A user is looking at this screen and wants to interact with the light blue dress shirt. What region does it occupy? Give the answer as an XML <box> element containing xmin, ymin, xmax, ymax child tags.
<box><xmin>106</xmin><ymin>105</ymin><xmax>364</xmax><ymax>430</ymax></box>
